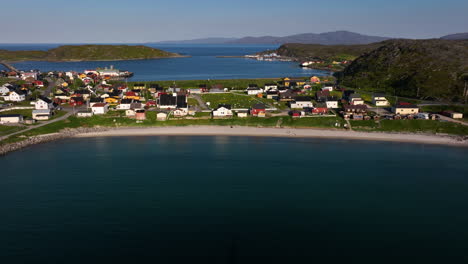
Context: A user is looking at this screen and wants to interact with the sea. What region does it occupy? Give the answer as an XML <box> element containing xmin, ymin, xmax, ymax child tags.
<box><xmin>1</xmin><ymin>136</ymin><xmax>468</xmax><ymax>263</ymax></box>
<box><xmin>0</xmin><ymin>44</ymin><xmax>331</xmax><ymax>81</ymax></box>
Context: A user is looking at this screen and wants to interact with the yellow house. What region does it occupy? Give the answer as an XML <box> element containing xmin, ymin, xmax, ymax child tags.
<box><xmin>79</xmin><ymin>73</ymin><xmax>87</xmax><ymax>79</ymax></box>
<box><xmin>105</xmin><ymin>97</ymin><xmax>119</xmax><ymax>104</ymax></box>
<box><xmin>282</xmin><ymin>77</ymin><xmax>306</xmax><ymax>87</ymax></box>
<box><xmin>133</xmin><ymin>83</ymin><xmax>146</xmax><ymax>90</ymax></box>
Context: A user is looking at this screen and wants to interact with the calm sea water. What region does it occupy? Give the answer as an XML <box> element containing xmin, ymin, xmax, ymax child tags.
<box><xmin>0</xmin><ymin>44</ymin><xmax>330</xmax><ymax>81</ymax></box>
<box><xmin>1</xmin><ymin>136</ymin><xmax>468</xmax><ymax>263</ymax></box>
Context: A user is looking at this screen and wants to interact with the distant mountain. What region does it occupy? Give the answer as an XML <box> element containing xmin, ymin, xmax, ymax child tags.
<box><xmin>441</xmin><ymin>33</ymin><xmax>468</xmax><ymax>40</ymax></box>
<box><xmin>153</xmin><ymin>31</ymin><xmax>391</xmax><ymax>45</ymax></box>
<box><xmin>153</xmin><ymin>38</ymin><xmax>237</xmax><ymax>44</ymax></box>
<box><xmin>227</xmin><ymin>31</ymin><xmax>391</xmax><ymax>45</ymax></box>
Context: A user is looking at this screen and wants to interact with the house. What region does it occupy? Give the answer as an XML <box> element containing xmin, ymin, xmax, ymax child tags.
<box><xmin>146</xmin><ymin>100</ymin><xmax>157</xmax><ymax>107</ymax></box>
<box><xmin>251</xmin><ymin>103</ymin><xmax>266</xmax><ymax>117</ymax></box>
<box><xmin>266</xmin><ymin>90</ymin><xmax>279</xmax><ymax>100</ymax></box>
<box><xmin>312</xmin><ymin>103</ymin><xmax>328</xmax><ymax>114</ymax></box>
<box><xmin>33</xmin><ymin>80</ymin><xmax>44</xmax><ymax>87</ymax></box>
<box><xmin>289</xmin><ymin>110</ymin><xmax>303</xmax><ymax>117</ymax></box>
<box><xmin>372</xmin><ymin>93</ymin><xmax>389</xmax><ymax>106</ymax></box>
<box><xmin>322</xmin><ymin>86</ymin><xmax>334</xmax><ymax>92</ymax></box>
<box><xmin>76</xmin><ymin>110</ymin><xmax>93</xmax><ymax>118</ymax></box>
<box><xmin>246</xmin><ymin>84</ymin><xmax>263</xmax><ymax>95</ymax></box>
<box><xmin>148</xmin><ymin>84</ymin><xmax>161</xmax><ymax>93</ymax></box>
<box><xmin>212</xmin><ymin>104</ymin><xmax>233</xmax><ymax>117</ymax></box>
<box><xmin>290</xmin><ymin>96</ymin><xmax>313</xmax><ymax>109</ymax></box>
<box><xmin>91</xmin><ymin>103</ymin><xmax>109</xmax><ymax>115</ymax></box>
<box><xmin>70</xmin><ymin>96</ymin><xmax>84</xmax><ymax>106</ymax></box>
<box><xmin>89</xmin><ymin>97</ymin><xmax>104</xmax><ymax>107</ymax></box>
<box><xmin>344</xmin><ymin>104</ymin><xmax>368</xmax><ymax>113</ymax></box>
<box><xmin>173</xmin><ymin>108</ymin><xmax>188</xmax><ymax>117</ymax></box>
<box><xmin>392</xmin><ymin>103</ymin><xmax>419</xmax><ymax>115</ymax></box>
<box><xmin>156</xmin><ymin>112</ymin><xmax>168</xmax><ymax>121</ymax></box>
<box><xmin>176</xmin><ymin>95</ymin><xmax>188</xmax><ymax>110</ymax></box>
<box><xmin>279</xmin><ymin>89</ymin><xmax>295</xmax><ymax>102</ymax></box>
<box><xmin>442</xmin><ymin>111</ymin><xmax>463</xmax><ymax>119</ymax></box>
<box><xmin>237</xmin><ymin>110</ymin><xmax>249</xmax><ymax>118</ymax></box>
<box><xmin>21</xmin><ymin>72</ymin><xmax>38</xmax><ymax>80</ymax></box>
<box><xmin>282</xmin><ymin>77</ymin><xmax>306</xmax><ymax>87</ymax></box>
<box><xmin>104</xmin><ymin>97</ymin><xmax>119</xmax><ymax>104</ymax></box>
<box><xmin>117</xmin><ymin>99</ymin><xmax>142</xmax><ymax>110</ymax></box>
<box><xmin>310</xmin><ymin>76</ymin><xmax>321</xmax><ymax>84</ymax></box>
<box><xmin>158</xmin><ymin>94</ymin><xmax>177</xmax><ymax>109</ymax></box>
<box><xmin>7</xmin><ymin>90</ymin><xmax>27</xmax><ymax>102</ymax></box>
<box><xmin>343</xmin><ymin>90</ymin><xmax>355</xmax><ymax>100</ymax></box>
<box><xmin>0</xmin><ymin>84</ymin><xmax>13</xmax><ymax>95</ymax></box>
<box><xmin>35</xmin><ymin>96</ymin><xmax>54</xmax><ymax>110</ymax></box>
<box><xmin>316</xmin><ymin>90</ymin><xmax>330</xmax><ymax>102</ymax></box>
<box><xmin>32</xmin><ymin>109</ymin><xmax>51</xmax><ymax>121</ymax></box>
<box><xmin>73</xmin><ymin>89</ymin><xmax>91</xmax><ymax>100</ymax></box>
<box><xmin>190</xmin><ymin>88</ymin><xmax>203</xmax><ymax>94</ymax></box>
<box><xmin>326</xmin><ymin>97</ymin><xmax>339</xmax><ymax>109</ymax></box>
<box><xmin>133</xmin><ymin>83</ymin><xmax>146</xmax><ymax>90</ymax></box>
<box><xmin>135</xmin><ymin>109</ymin><xmax>146</xmax><ymax>120</ymax></box>
<box><xmin>264</xmin><ymin>83</ymin><xmax>278</xmax><ymax>92</ymax></box>
<box><xmin>0</xmin><ymin>114</ymin><xmax>23</xmax><ymax>124</ymax></box>
<box><xmin>125</xmin><ymin>91</ymin><xmax>140</xmax><ymax>100</ymax></box>
<box><xmin>349</xmin><ymin>94</ymin><xmax>364</xmax><ymax>105</ymax></box>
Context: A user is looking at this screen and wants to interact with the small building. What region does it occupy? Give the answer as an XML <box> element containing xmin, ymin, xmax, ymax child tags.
<box><xmin>264</xmin><ymin>83</ymin><xmax>278</xmax><ymax>92</ymax></box>
<box><xmin>173</xmin><ymin>108</ymin><xmax>188</xmax><ymax>117</ymax></box>
<box><xmin>290</xmin><ymin>96</ymin><xmax>313</xmax><ymax>109</ymax></box>
<box><xmin>349</xmin><ymin>94</ymin><xmax>365</xmax><ymax>105</ymax></box>
<box><xmin>35</xmin><ymin>96</ymin><xmax>54</xmax><ymax>110</ymax></box>
<box><xmin>246</xmin><ymin>85</ymin><xmax>263</xmax><ymax>95</ymax></box>
<box><xmin>70</xmin><ymin>96</ymin><xmax>85</xmax><ymax>106</ymax></box>
<box><xmin>266</xmin><ymin>91</ymin><xmax>279</xmax><ymax>100</ymax></box>
<box><xmin>392</xmin><ymin>103</ymin><xmax>419</xmax><ymax>115</ymax></box>
<box><xmin>157</xmin><ymin>112</ymin><xmax>168</xmax><ymax>121</ymax></box>
<box><xmin>0</xmin><ymin>114</ymin><xmax>23</xmax><ymax>124</ymax></box>
<box><xmin>326</xmin><ymin>96</ymin><xmax>339</xmax><ymax>109</ymax></box>
<box><xmin>32</xmin><ymin>109</ymin><xmax>51</xmax><ymax>121</ymax></box>
<box><xmin>135</xmin><ymin>109</ymin><xmax>146</xmax><ymax>120</ymax></box>
<box><xmin>442</xmin><ymin>111</ymin><xmax>463</xmax><ymax>119</ymax></box>
<box><xmin>76</xmin><ymin>110</ymin><xmax>93</xmax><ymax>118</ymax></box>
<box><xmin>322</xmin><ymin>86</ymin><xmax>334</xmax><ymax>92</ymax></box>
<box><xmin>279</xmin><ymin>89</ymin><xmax>295</xmax><ymax>102</ymax></box>
<box><xmin>212</xmin><ymin>104</ymin><xmax>233</xmax><ymax>118</ymax></box>
<box><xmin>289</xmin><ymin>110</ymin><xmax>303</xmax><ymax>117</ymax></box>
<box><xmin>344</xmin><ymin>104</ymin><xmax>368</xmax><ymax>114</ymax></box>
<box><xmin>7</xmin><ymin>90</ymin><xmax>27</xmax><ymax>102</ymax></box>
<box><xmin>237</xmin><ymin>110</ymin><xmax>249</xmax><ymax>118</ymax></box>
<box><xmin>126</xmin><ymin>109</ymin><xmax>136</xmax><ymax>117</ymax></box>
<box><xmin>251</xmin><ymin>103</ymin><xmax>266</xmax><ymax>117</ymax></box>
<box><xmin>282</xmin><ymin>77</ymin><xmax>306</xmax><ymax>87</ymax></box>
<box><xmin>91</xmin><ymin>103</ymin><xmax>109</xmax><ymax>115</ymax></box>
<box><xmin>158</xmin><ymin>93</ymin><xmax>178</xmax><ymax>109</ymax></box>
<box><xmin>372</xmin><ymin>93</ymin><xmax>389</xmax><ymax>106</ymax></box>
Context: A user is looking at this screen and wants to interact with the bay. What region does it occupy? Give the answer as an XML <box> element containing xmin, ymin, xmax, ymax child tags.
<box><xmin>0</xmin><ymin>136</ymin><xmax>467</xmax><ymax>263</ymax></box>
<box><xmin>0</xmin><ymin>44</ymin><xmax>331</xmax><ymax>81</ymax></box>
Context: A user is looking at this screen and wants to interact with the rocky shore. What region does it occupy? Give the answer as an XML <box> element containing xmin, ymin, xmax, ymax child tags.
<box><xmin>0</xmin><ymin>127</ymin><xmax>112</xmax><ymax>156</ymax></box>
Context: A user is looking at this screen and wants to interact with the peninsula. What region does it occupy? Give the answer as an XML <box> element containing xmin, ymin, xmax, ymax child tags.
<box><xmin>0</xmin><ymin>45</ymin><xmax>184</xmax><ymax>62</ymax></box>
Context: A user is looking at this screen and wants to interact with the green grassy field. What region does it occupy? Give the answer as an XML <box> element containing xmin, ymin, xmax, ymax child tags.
<box><xmin>0</xmin><ymin>125</ymin><xmax>24</xmax><ymax>136</ymax></box>
<box><xmin>377</xmin><ymin>120</ymin><xmax>468</xmax><ymax>135</ymax></box>
<box><xmin>187</xmin><ymin>97</ymin><xmax>199</xmax><ymax>107</ymax></box>
<box><xmin>125</xmin><ymin>78</ymin><xmax>281</xmax><ymax>90</ymax></box>
<box><xmin>201</xmin><ymin>93</ymin><xmax>274</xmax><ymax>109</ymax></box>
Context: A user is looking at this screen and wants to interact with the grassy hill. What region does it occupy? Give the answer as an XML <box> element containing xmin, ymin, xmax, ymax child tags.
<box><xmin>336</xmin><ymin>39</ymin><xmax>468</xmax><ymax>101</ymax></box>
<box><xmin>0</xmin><ymin>45</ymin><xmax>181</xmax><ymax>62</ymax></box>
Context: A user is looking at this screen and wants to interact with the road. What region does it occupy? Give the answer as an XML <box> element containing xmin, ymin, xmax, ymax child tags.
<box><xmin>0</xmin><ymin>107</ymin><xmax>77</xmax><ymax>141</ymax></box>
<box><xmin>436</xmin><ymin>114</ymin><xmax>468</xmax><ymax>126</ymax></box>
<box><xmin>43</xmin><ymin>77</ymin><xmax>56</xmax><ymax>97</ymax></box>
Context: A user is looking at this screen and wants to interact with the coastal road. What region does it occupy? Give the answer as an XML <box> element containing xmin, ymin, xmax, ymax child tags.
<box><xmin>43</xmin><ymin>77</ymin><xmax>56</xmax><ymax>97</ymax></box>
<box><xmin>0</xmin><ymin>108</ymin><xmax>76</xmax><ymax>141</ymax></box>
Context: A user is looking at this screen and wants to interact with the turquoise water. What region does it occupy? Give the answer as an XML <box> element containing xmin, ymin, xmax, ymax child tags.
<box><xmin>1</xmin><ymin>136</ymin><xmax>468</xmax><ymax>263</ymax></box>
<box><xmin>0</xmin><ymin>44</ymin><xmax>331</xmax><ymax>81</ymax></box>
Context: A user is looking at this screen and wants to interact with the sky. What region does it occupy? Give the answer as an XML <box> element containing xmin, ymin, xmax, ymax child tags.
<box><xmin>0</xmin><ymin>0</ymin><xmax>467</xmax><ymax>43</ymax></box>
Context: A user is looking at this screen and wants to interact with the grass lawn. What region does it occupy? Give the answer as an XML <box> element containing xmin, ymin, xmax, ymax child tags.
<box><xmin>201</xmin><ymin>93</ymin><xmax>275</xmax><ymax>109</ymax></box>
<box><xmin>0</xmin><ymin>109</ymin><xmax>33</xmax><ymax>118</ymax></box>
<box><xmin>377</xmin><ymin>120</ymin><xmax>468</xmax><ymax>135</ymax></box>
<box><xmin>187</xmin><ymin>97</ymin><xmax>199</xmax><ymax>107</ymax></box>
<box><xmin>282</xmin><ymin>116</ymin><xmax>345</xmax><ymax>128</ymax></box>
<box><xmin>421</xmin><ymin>105</ymin><xmax>468</xmax><ymax>116</ymax></box>
<box><xmin>0</xmin><ymin>125</ymin><xmax>24</xmax><ymax>136</ymax></box>
<box><xmin>125</xmin><ymin>78</ymin><xmax>282</xmax><ymax>90</ymax></box>
<box><xmin>350</xmin><ymin>120</ymin><xmax>379</xmax><ymax>130</ymax></box>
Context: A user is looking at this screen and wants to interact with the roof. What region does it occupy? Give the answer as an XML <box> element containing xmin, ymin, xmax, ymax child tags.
<box><xmin>344</xmin><ymin>104</ymin><xmax>368</xmax><ymax>110</ymax></box>
<box><xmin>90</xmin><ymin>97</ymin><xmax>103</xmax><ymax>102</ymax></box>
<box><xmin>92</xmin><ymin>103</ymin><xmax>107</xmax><ymax>107</ymax></box>
<box><xmin>38</xmin><ymin>96</ymin><xmax>52</xmax><ymax>104</ymax></box>
<box><xmin>120</xmin><ymin>99</ymin><xmax>133</xmax><ymax>104</ymax></box>
<box><xmin>350</xmin><ymin>94</ymin><xmax>362</xmax><ymax>99</ymax></box>
<box><xmin>159</xmin><ymin>94</ymin><xmax>177</xmax><ymax>106</ymax></box>
<box><xmin>265</xmin><ymin>83</ymin><xmax>277</xmax><ymax>86</ymax></box>
<box><xmin>327</xmin><ymin>96</ymin><xmax>339</xmax><ymax>101</ymax></box>
<box><xmin>252</xmin><ymin>103</ymin><xmax>266</xmax><ymax>109</ymax></box>
<box><xmin>395</xmin><ymin>104</ymin><xmax>418</xmax><ymax>108</ymax></box>
<box><xmin>246</xmin><ymin>87</ymin><xmax>262</xmax><ymax>91</ymax></box>
<box><xmin>176</xmin><ymin>95</ymin><xmax>187</xmax><ymax>108</ymax></box>
<box><xmin>216</xmin><ymin>104</ymin><xmax>232</xmax><ymax>110</ymax></box>
<box><xmin>294</xmin><ymin>96</ymin><xmax>312</xmax><ymax>102</ymax></box>
<box><xmin>32</xmin><ymin>109</ymin><xmax>51</xmax><ymax>114</ymax></box>
<box><xmin>0</xmin><ymin>114</ymin><xmax>22</xmax><ymax>118</ymax></box>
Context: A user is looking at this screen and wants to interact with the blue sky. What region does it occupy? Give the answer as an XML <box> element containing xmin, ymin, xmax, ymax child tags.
<box><xmin>1</xmin><ymin>0</ymin><xmax>467</xmax><ymax>43</ymax></box>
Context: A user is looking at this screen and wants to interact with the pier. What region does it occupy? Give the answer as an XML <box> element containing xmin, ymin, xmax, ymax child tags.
<box><xmin>0</xmin><ymin>61</ymin><xmax>20</xmax><ymax>73</ymax></box>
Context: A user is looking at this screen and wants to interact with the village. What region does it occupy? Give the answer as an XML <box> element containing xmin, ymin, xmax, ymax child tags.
<box><xmin>0</xmin><ymin>68</ymin><xmax>466</xmax><ymax>136</ymax></box>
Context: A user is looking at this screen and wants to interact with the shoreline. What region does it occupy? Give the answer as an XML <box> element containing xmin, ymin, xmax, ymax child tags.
<box><xmin>3</xmin><ymin>55</ymin><xmax>190</xmax><ymax>64</ymax></box>
<box><xmin>74</xmin><ymin>126</ymin><xmax>468</xmax><ymax>147</ymax></box>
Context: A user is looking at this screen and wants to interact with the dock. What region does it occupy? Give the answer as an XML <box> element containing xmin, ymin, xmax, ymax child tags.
<box><xmin>0</xmin><ymin>61</ymin><xmax>20</xmax><ymax>73</ymax></box>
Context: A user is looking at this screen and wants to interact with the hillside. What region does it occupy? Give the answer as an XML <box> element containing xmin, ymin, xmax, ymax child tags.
<box><xmin>228</xmin><ymin>31</ymin><xmax>390</xmax><ymax>45</ymax></box>
<box><xmin>0</xmin><ymin>45</ymin><xmax>182</xmax><ymax>62</ymax></box>
<box><xmin>271</xmin><ymin>42</ymin><xmax>384</xmax><ymax>61</ymax></box>
<box><xmin>441</xmin><ymin>33</ymin><xmax>468</xmax><ymax>40</ymax></box>
<box><xmin>337</xmin><ymin>39</ymin><xmax>468</xmax><ymax>101</ymax></box>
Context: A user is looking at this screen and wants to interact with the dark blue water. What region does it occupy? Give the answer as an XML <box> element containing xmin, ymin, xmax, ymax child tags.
<box><xmin>1</xmin><ymin>136</ymin><xmax>468</xmax><ymax>263</ymax></box>
<box><xmin>0</xmin><ymin>44</ymin><xmax>329</xmax><ymax>81</ymax></box>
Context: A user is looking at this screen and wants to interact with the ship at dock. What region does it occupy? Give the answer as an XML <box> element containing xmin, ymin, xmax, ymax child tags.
<box><xmin>84</xmin><ymin>65</ymin><xmax>133</xmax><ymax>80</ymax></box>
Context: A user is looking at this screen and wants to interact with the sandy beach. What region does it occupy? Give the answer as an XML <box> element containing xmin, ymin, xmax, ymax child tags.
<box><xmin>74</xmin><ymin>126</ymin><xmax>468</xmax><ymax>147</ymax></box>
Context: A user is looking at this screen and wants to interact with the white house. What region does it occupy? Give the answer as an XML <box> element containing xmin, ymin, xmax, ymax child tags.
<box><xmin>212</xmin><ymin>105</ymin><xmax>233</xmax><ymax>117</ymax></box>
<box><xmin>157</xmin><ymin>112</ymin><xmax>168</xmax><ymax>121</ymax></box>
<box><xmin>32</xmin><ymin>109</ymin><xmax>51</xmax><ymax>120</ymax></box>
<box><xmin>322</xmin><ymin>86</ymin><xmax>334</xmax><ymax>92</ymax></box>
<box><xmin>76</xmin><ymin>110</ymin><xmax>93</xmax><ymax>118</ymax></box>
<box><xmin>264</xmin><ymin>83</ymin><xmax>278</xmax><ymax>92</ymax></box>
<box><xmin>7</xmin><ymin>91</ymin><xmax>26</xmax><ymax>102</ymax></box>
<box><xmin>0</xmin><ymin>84</ymin><xmax>12</xmax><ymax>95</ymax></box>
<box><xmin>246</xmin><ymin>86</ymin><xmax>263</xmax><ymax>95</ymax></box>
<box><xmin>237</xmin><ymin>110</ymin><xmax>249</xmax><ymax>118</ymax></box>
<box><xmin>350</xmin><ymin>94</ymin><xmax>365</xmax><ymax>105</ymax></box>
<box><xmin>290</xmin><ymin>97</ymin><xmax>313</xmax><ymax>109</ymax></box>
<box><xmin>173</xmin><ymin>108</ymin><xmax>188</xmax><ymax>117</ymax></box>
<box><xmin>35</xmin><ymin>97</ymin><xmax>54</xmax><ymax>110</ymax></box>
<box><xmin>372</xmin><ymin>94</ymin><xmax>389</xmax><ymax>106</ymax></box>
<box><xmin>91</xmin><ymin>103</ymin><xmax>109</xmax><ymax>115</ymax></box>
<box><xmin>326</xmin><ymin>99</ymin><xmax>339</xmax><ymax>109</ymax></box>
<box><xmin>0</xmin><ymin>114</ymin><xmax>23</xmax><ymax>124</ymax></box>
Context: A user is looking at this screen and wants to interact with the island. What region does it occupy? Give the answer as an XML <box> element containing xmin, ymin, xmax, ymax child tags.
<box><xmin>0</xmin><ymin>45</ymin><xmax>185</xmax><ymax>62</ymax></box>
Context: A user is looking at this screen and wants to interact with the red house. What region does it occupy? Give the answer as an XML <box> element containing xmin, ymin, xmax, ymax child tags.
<box><xmin>146</xmin><ymin>100</ymin><xmax>157</xmax><ymax>107</ymax></box>
<box><xmin>312</xmin><ymin>103</ymin><xmax>328</xmax><ymax>114</ymax></box>
<box><xmin>70</xmin><ymin>96</ymin><xmax>84</xmax><ymax>106</ymax></box>
<box><xmin>33</xmin><ymin>80</ymin><xmax>44</xmax><ymax>87</ymax></box>
<box><xmin>251</xmin><ymin>103</ymin><xmax>266</xmax><ymax>117</ymax></box>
